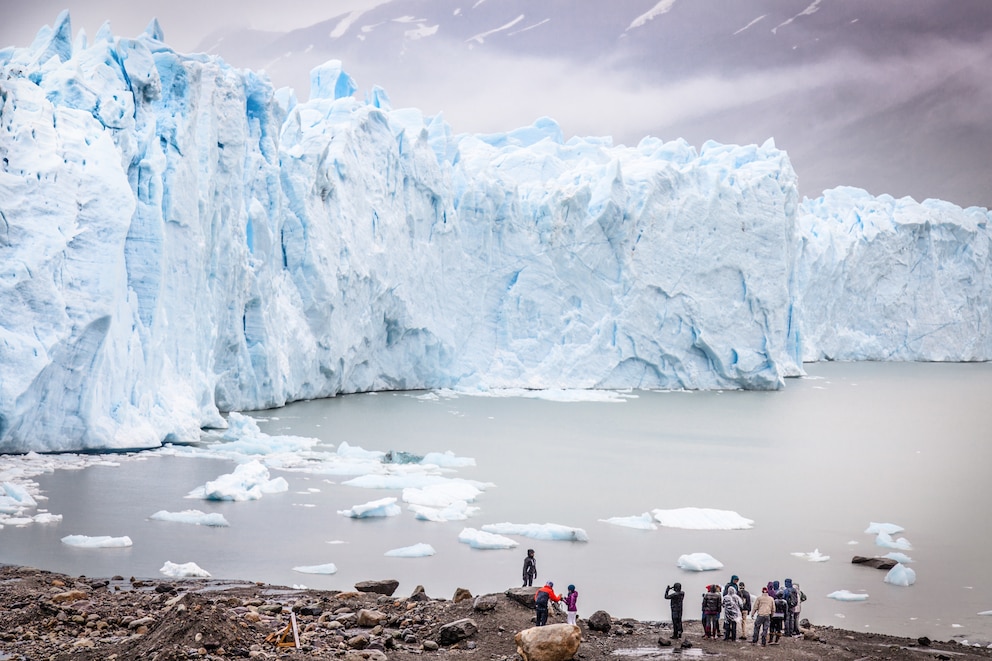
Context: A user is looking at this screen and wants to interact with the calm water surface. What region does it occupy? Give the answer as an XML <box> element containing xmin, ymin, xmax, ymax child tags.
<box><xmin>2</xmin><ymin>362</ymin><xmax>991</xmax><ymax>641</ymax></box>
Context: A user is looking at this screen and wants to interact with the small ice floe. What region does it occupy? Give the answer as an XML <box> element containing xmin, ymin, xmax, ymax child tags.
<box><xmin>458</xmin><ymin>527</ymin><xmax>518</xmax><ymax>549</ymax></box>
<box><xmin>187</xmin><ymin>460</ymin><xmax>289</xmax><ymax>501</ymax></box>
<box><xmin>150</xmin><ymin>509</ymin><xmax>230</xmax><ymax>527</ymax></box>
<box><xmin>31</xmin><ymin>512</ymin><xmax>63</xmax><ymax>524</ymax></box>
<box><xmin>61</xmin><ymin>535</ymin><xmax>133</xmax><ymax>548</ymax></box>
<box><xmin>599</xmin><ymin>513</ymin><xmax>658</xmax><ymax>530</ymax></box>
<box><xmin>882</xmin><ymin>552</ymin><xmax>913</xmax><ymax>564</ymax></box>
<box><xmin>480</xmin><ymin>522</ymin><xmax>589</xmax><ymax>542</ymax></box>
<box><xmin>653</xmin><ymin>507</ymin><xmax>753</xmax><ymax>530</ymax></box>
<box><xmin>677</xmin><ymin>552</ymin><xmax>723</xmax><ymax>571</ymax></box>
<box><xmin>409</xmin><ymin>501</ymin><xmax>479</xmax><ymax>522</ymax></box>
<box><xmin>979</xmin><ymin>610</ymin><xmax>992</xmax><ymax>616</ymax></box>
<box><xmin>865</xmin><ymin>522</ymin><xmax>904</xmax><ymax>535</ymax></box>
<box><xmin>160</xmin><ymin>561</ymin><xmax>211</xmax><ymax>578</ymax></box>
<box><xmin>847</xmin><ymin>541</ymin><xmax>859</xmax><ymax>545</ymax></box>
<box><xmin>338</xmin><ymin>497</ymin><xmax>401</xmax><ymax>518</ymax></box>
<box><xmin>827</xmin><ymin>590</ymin><xmax>869</xmax><ymax>602</ymax></box>
<box><xmin>792</xmin><ymin>549</ymin><xmax>830</xmax><ymax>562</ymax></box>
<box><xmin>421</xmin><ymin>451</ymin><xmax>475</xmax><ymax>468</ymax></box>
<box><xmin>292</xmin><ymin>563</ymin><xmax>338</xmax><ymax>574</ymax></box>
<box><xmin>884</xmin><ymin>563</ymin><xmax>917</xmax><ymax>587</ymax></box>
<box><xmin>385</xmin><ymin>543</ymin><xmax>436</xmax><ymax>558</ymax></box>
<box><xmin>875</xmin><ymin>531</ymin><xmax>912</xmax><ymax>550</ymax></box>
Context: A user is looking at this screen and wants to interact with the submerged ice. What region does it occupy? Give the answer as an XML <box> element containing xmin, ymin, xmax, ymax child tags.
<box><xmin>1</xmin><ymin>12</ymin><xmax>991</xmax><ymax>453</ymax></box>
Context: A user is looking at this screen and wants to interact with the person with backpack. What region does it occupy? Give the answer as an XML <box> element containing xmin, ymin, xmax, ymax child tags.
<box><xmin>522</xmin><ymin>549</ymin><xmax>537</xmax><ymax>587</ymax></box>
<box><xmin>534</xmin><ymin>581</ymin><xmax>561</xmax><ymax>626</ymax></box>
<box><xmin>701</xmin><ymin>584</ymin><xmax>722</xmax><ymax>639</ymax></box>
<box><xmin>770</xmin><ymin>590</ymin><xmax>787</xmax><ymax>644</ymax></box>
<box><xmin>664</xmin><ymin>582</ymin><xmax>685</xmax><ymax>639</ymax></box>
<box><xmin>783</xmin><ymin>578</ymin><xmax>798</xmax><ymax>636</ymax></box>
<box><xmin>563</xmin><ymin>584</ymin><xmax>579</xmax><ymax>625</ymax></box>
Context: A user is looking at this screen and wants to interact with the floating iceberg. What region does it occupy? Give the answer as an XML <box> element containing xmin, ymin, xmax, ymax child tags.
<box><xmin>385</xmin><ymin>543</ymin><xmax>436</xmax><ymax>558</ymax></box>
<box><xmin>828</xmin><ymin>590</ymin><xmax>869</xmax><ymax>602</ymax></box>
<box><xmin>292</xmin><ymin>563</ymin><xmax>338</xmax><ymax>574</ymax></box>
<box><xmin>653</xmin><ymin>508</ymin><xmax>753</xmax><ymax>530</ymax></box>
<box><xmin>599</xmin><ymin>513</ymin><xmax>658</xmax><ymax>530</ymax></box>
<box><xmin>791</xmin><ymin>549</ymin><xmax>830</xmax><ymax>562</ymax></box>
<box><xmin>160</xmin><ymin>561</ymin><xmax>211</xmax><ymax>578</ymax></box>
<box><xmin>61</xmin><ymin>534</ymin><xmax>133</xmax><ymax>548</ymax></box>
<box><xmin>150</xmin><ymin>510</ymin><xmax>231</xmax><ymax>527</ymax></box>
<box><xmin>875</xmin><ymin>531</ymin><xmax>912</xmax><ymax>551</ymax></box>
<box><xmin>409</xmin><ymin>501</ymin><xmax>480</xmax><ymax>522</ymax></box>
<box><xmin>884</xmin><ymin>563</ymin><xmax>917</xmax><ymax>587</ymax></box>
<box><xmin>420</xmin><ymin>451</ymin><xmax>476</xmax><ymax>468</ymax></box>
<box><xmin>338</xmin><ymin>497</ymin><xmax>402</xmax><ymax>518</ymax></box>
<box><xmin>677</xmin><ymin>553</ymin><xmax>723</xmax><ymax>572</ymax></box>
<box><xmin>881</xmin><ymin>552</ymin><xmax>913</xmax><ymax>564</ymax></box>
<box><xmin>187</xmin><ymin>460</ymin><xmax>289</xmax><ymax>501</ymax></box>
<box><xmin>480</xmin><ymin>522</ymin><xmax>589</xmax><ymax>542</ymax></box>
<box><xmin>458</xmin><ymin>528</ymin><xmax>519</xmax><ymax>550</ymax></box>
<box><xmin>865</xmin><ymin>522</ymin><xmax>905</xmax><ymax>535</ymax></box>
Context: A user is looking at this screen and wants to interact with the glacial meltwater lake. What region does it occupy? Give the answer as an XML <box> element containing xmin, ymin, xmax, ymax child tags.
<box><xmin>2</xmin><ymin>362</ymin><xmax>991</xmax><ymax>643</ymax></box>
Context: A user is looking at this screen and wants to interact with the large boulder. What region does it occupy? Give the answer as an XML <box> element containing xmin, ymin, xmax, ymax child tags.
<box><xmin>586</xmin><ymin>610</ymin><xmax>612</xmax><ymax>633</ymax></box>
<box><xmin>474</xmin><ymin>594</ymin><xmax>499</xmax><ymax>612</ymax></box>
<box><xmin>515</xmin><ymin>624</ymin><xmax>581</xmax><ymax>661</ymax></box>
<box><xmin>355</xmin><ymin>580</ymin><xmax>399</xmax><ymax>596</ymax></box>
<box><xmin>438</xmin><ymin>618</ymin><xmax>478</xmax><ymax>645</ymax></box>
<box><xmin>506</xmin><ymin>587</ymin><xmax>538</xmax><ymax>608</ymax></box>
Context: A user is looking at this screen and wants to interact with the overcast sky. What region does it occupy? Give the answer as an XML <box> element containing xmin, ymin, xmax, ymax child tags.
<box><xmin>3</xmin><ymin>1</ymin><xmax>990</xmax><ymax>207</ymax></box>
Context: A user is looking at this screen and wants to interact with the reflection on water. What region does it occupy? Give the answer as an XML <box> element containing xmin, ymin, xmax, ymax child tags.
<box><xmin>1</xmin><ymin>363</ymin><xmax>990</xmax><ymax>643</ymax></box>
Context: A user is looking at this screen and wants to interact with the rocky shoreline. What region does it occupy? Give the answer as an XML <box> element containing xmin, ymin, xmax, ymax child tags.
<box><xmin>1</xmin><ymin>564</ymin><xmax>990</xmax><ymax>661</ymax></box>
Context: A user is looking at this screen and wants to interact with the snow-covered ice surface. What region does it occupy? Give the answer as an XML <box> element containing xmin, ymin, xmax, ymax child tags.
<box><xmin>149</xmin><ymin>510</ymin><xmax>230</xmax><ymax>527</ymax></box>
<box><xmin>479</xmin><ymin>522</ymin><xmax>589</xmax><ymax>542</ymax></box>
<box><xmin>292</xmin><ymin>563</ymin><xmax>338</xmax><ymax>575</ymax></box>
<box><xmin>2</xmin><ymin>13</ymin><xmax>989</xmax><ymax>455</ymax></box>
<box><xmin>677</xmin><ymin>552</ymin><xmax>723</xmax><ymax>571</ymax></box>
<box><xmin>458</xmin><ymin>528</ymin><xmax>518</xmax><ymax>550</ymax></box>
<box><xmin>385</xmin><ymin>543</ymin><xmax>436</xmax><ymax>558</ymax></box>
<box><xmin>828</xmin><ymin>590</ymin><xmax>870</xmax><ymax>602</ymax></box>
<box><xmin>186</xmin><ymin>461</ymin><xmax>289</xmax><ymax>502</ymax></box>
<box><xmin>61</xmin><ymin>534</ymin><xmax>132</xmax><ymax>548</ymax></box>
<box><xmin>791</xmin><ymin>549</ymin><xmax>830</xmax><ymax>562</ymax></box>
<box><xmin>653</xmin><ymin>508</ymin><xmax>753</xmax><ymax>530</ymax></box>
<box><xmin>338</xmin><ymin>497</ymin><xmax>402</xmax><ymax>518</ymax></box>
<box><xmin>599</xmin><ymin>513</ymin><xmax>658</xmax><ymax>530</ymax></box>
<box><xmin>160</xmin><ymin>561</ymin><xmax>210</xmax><ymax>578</ymax></box>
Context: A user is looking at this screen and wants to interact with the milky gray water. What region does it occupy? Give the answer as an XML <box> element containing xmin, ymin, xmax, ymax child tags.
<box><xmin>2</xmin><ymin>362</ymin><xmax>991</xmax><ymax>642</ymax></box>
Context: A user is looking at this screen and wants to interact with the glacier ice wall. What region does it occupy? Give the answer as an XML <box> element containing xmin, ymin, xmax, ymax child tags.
<box><xmin>797</xmin><ymin>187</ymin><xmax>991</xmax><ymax>362</ymax></box>
<box><xmin>0</xmin><ymin>13</ymin><xmax>989</xmax><ymax>453</ymax></box>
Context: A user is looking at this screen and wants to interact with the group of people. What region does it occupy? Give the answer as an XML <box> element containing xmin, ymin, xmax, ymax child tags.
<box><xmin>665</xmin><ymin>574</ymin><xmax>806</xmax><ymax>646</ymax></box>
<box><xmin>523</xmin><ymin>549</ymin><xmax>806</xmax><ymax>646</ymax></box>
<box><xmin>523</xmin><ymin>549</ymin><xmax>579</xmax><ymax>626</ymax></box>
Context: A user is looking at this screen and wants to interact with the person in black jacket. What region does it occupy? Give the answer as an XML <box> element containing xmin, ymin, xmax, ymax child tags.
<box><xmin>522</xmin><ymin>549</ymin><xmax>537</xmax><ymax>587</ymax></box>
<box><xmin>737</xmin><ymin>582</ymin><xmax>752</xmax><ymax>640</ymax></box>
<box><xmin>701</xmin><ymin>584</ymin><xmax>723</xmax><ymax>639</ymax></box>
<box><xmin>664</xmin><ymin>582</ymin><xmax>685</xmax><ymax>639</ymax></box>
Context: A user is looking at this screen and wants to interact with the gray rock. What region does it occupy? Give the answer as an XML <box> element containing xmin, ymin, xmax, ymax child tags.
<box><xmin>409</xmin><ymin>585</ymin><xmax>431</xmax><ymax>602</ymax></box>
<box><xmin>344</xmin><ymin>650</ymin><xmax>388</xmax><ymax>661</ymax></box>
<box><xmin>423</xmin><ymin>640</ymin><xmax>439</xmax><ymax>651</ymax></box>
<box><xmin>505</xmin><ymin>587</ymin><xmax>538</xmax><ymax>608</ymax></box>
<box><xmin>438</xmin><ymin>618</ymin><xmax>478</xmax><ymax>645</ymax></box>
<box><xmin>357</xmin><ymin>609</ymin><xmax>387</xmax><ymax>627</ymax></box>
<box><xmin>452</xmin><ymin>587</ymin><xmax>473</xmax><ymax>603</ymax></box>
<box><xmin>347</xmin><ymin>634</ymin><xmax>370</xmax><ymax>649</ymax></box>
<box><xmin>355</xmin><ymin>580</ymin><xmax>399</xmax><ymax>596</ymax></box>
<box><xmin>587</xmin><ymin>610</ymin><xmax>612</xmax><ymax>633</ymax></box>
<box><xmin>851</xmin><ymin>556</ymin><xmax>898</xmax><ymax>570</ymax></box>
<box><xmin>473</xmin><ymin>594</ymin><xmax>499</xmax><ymax>612</ymax></box>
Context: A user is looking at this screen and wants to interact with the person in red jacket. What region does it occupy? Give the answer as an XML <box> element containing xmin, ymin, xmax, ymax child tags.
<box><xmin>534</xmin><ymin>581</ymin><xmax>561</xmax><ymax>626</ymax></box>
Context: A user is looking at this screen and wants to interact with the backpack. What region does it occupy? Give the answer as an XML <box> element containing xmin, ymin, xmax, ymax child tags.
<box><xmin>800</xmin><ymin>591</ymin><xmax>807</xmax><ymax>603</ymax></box>
<box><xmin>787</xmin><ymin>589</ymin><xmax>799</xmax><ymax>608</ymax></box>
<box><xmin>535</xmin><ymin>590</ymin><xmax>550</xmax><ymax>608</ymax></box>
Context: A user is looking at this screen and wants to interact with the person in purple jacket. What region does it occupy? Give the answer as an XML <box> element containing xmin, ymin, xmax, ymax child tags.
<box><xmin>563</xmin><ymin>584</ymin><xmax>579</xmax><ymax>625</ymax></box>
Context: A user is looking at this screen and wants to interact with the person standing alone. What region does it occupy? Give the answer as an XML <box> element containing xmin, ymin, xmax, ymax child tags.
<box><xmin>522</xmin><ymin>549</ymin><xmax>537</xmax><ymax>587</ymax></box>
<box><xmin>664</xmin><ymin>582</ymin><xmax>685</xmax><ymax>639</ymax></box>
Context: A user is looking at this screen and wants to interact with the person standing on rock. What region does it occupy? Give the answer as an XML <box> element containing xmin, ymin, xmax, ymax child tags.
<box><xmin>534</xmin><ymin>581</ymin><xmax>561</xmax><ymax>626</ymax></box>
<box><xmin>664</xmin><ymin>582</ymin><xmax>685</xmax><ymax>639</ymax></box>
<box><xmin>750</xmin><ymin>586</ymin><xmax>774</xmax><ymax>646</ymax></box>
<box><xmin>522</xmin><ymin>549</ymin><xmax>537</xmax><ymax>587</ymax></box>
<box><xmin>563</xmin><ymin>584</ymin><xmax>579</xmax><ymax>625</ymax></box>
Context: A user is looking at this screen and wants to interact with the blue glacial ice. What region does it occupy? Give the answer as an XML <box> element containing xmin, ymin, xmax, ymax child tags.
<box><xmin>149</xmin><ymin>509</ymin><xmax>231</xmax><ymax>527</ymax></box>
<box><xmin>677</xmin><ymin>552</ymin><xmax>724</xmax><ymax>572</ymax></box>
<box><xmin>0</xmin><ymin>12</ymin><xmax>990</xmax><ymax>453</ymax></box>
<box><xmin>884</xmin><ymin>563</ymin><xmax>917</xmax><ymax>587</ymax></box>
<box><xmin>61</xmin><ymin>534</ymin><xmax>133</xmax><ymax>548</ymax></box>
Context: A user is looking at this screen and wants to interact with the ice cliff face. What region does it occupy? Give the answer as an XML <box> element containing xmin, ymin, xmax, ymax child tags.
<box><xmin>0</xmin><ymin>13</ymin><xmax>989</xmax><ymax>453</ymax></box>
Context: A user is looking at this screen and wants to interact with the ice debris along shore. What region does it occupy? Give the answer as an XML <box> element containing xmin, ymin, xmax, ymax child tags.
<box><xmin>1</xmin><ymin>13</ymin><xmax>991</xmax><ymax>454</ymax></box>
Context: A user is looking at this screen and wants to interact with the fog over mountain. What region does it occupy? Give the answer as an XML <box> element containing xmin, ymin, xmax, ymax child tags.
<box><xmin>3</xmin><ymin>0</ymin><xmax>991</xmax><ymax>207</ymax></box>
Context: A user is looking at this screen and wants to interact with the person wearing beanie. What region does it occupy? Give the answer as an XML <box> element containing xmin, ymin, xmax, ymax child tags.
<box><xmin>564</xmin><ymin>584</ymin><xmax>579</xmax><ymax>626</ymax></box>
